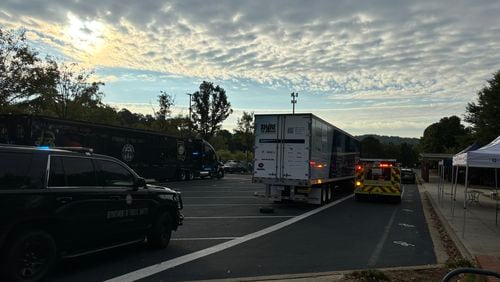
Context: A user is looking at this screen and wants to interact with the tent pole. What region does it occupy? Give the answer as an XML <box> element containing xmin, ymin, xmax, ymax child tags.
<box><xmin>462</xmin><ymin>165</ymin><xmax>469</xmax><ymax>238</ymax></box>
<box><xmin>442</xmin><ymin>165</ymin><xmax>446</xmax><ymax>206</ymax></box>
<box><xmin>438</xmin><ymin>163</ymin><xmax>441</xmax><ymax>202</ymax></box>
<box><xmin>439</xmin><ymin>165</ymin><xmax>442</xmax><ymax>202</ymax></box>
<box><xmin>451</xmin><ymin>166</ymin><xmax>458</xmax><ymax>220</ymax></box>
<box><xmin>496</xmin><ymin>168</ymin><xmax>498</xmax><ymax>226</ymax></box>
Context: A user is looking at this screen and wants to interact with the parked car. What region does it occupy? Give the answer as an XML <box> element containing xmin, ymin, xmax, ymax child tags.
<box><xmin>223</xmin><ymin>160</ymin><xmax>247</xmax><ymax>173</ymax></box>
<box><xmin>401</xmin><ymin>168</ymin><xmax>416</xmax><ymax>184</ymax></box>
<box><xmin>0</xmin><ymin>145</ymin><xmax>183</xmax><ymax>282</ymax></box>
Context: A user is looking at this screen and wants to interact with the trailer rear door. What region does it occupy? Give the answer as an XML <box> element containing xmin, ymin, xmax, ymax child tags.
<box><xmin>254</xmin><ymin>115</ymin><xmax>309</xmax><ymax>181</ymax></box>
<box><xmin>281</xmin><ymin>115</ymin><xmax>309</xmax><ymax>180</ymax></box>
<box><xmin>254</xmin><ymin>115</ymin><xmax>280</xmax><ymax>178</ymax></box>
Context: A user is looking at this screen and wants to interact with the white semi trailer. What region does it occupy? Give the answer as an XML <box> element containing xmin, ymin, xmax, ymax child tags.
<box><xmin>253</xmin><ymin>114</ymin><xmax>360</xmax><ymax>205</ymax></box>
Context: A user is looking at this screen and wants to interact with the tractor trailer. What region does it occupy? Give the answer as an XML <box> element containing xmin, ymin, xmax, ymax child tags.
<box><xmin>0</xmin><ymin>114</ymin><xmax>223</xmax><ymax>181</ymax></box>
<box><xmin>253</xmin><ymin>113</ymin><xmax>360</xmax><ymax>205</ymax></box>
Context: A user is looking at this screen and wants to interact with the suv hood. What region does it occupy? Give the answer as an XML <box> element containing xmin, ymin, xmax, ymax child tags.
<box><xmin>146</xmin><ymin>184</ymin><xmax>179</xmax><ymax>194</ymax></box>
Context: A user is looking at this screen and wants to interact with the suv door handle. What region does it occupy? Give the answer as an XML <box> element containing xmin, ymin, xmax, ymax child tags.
<box><xmin>56</xmin><ymin>197</ymin><xmax>73</xmax><ymax>204</ymax></box>
<box><xmin>109</xmin><ymin>196</ymin><xmax>121</xmax><ymax>200</ymax></box>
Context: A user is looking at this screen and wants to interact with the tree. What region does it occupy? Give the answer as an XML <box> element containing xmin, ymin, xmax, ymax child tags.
<box><xmin>399</xmin><ymin>143</ymin><xmax>418</xmax><ymax>167</ymax></box>
<box><xmin>191</xmin><ymin>81</ymin><xmax>233</xmax><ymax>139</ymax></box>
<box><xmin>156</xmin><ymin>91</ymin><xmax>175</xmax><ymax>120</ymax></box>
<box><xmin>0</xmin><ymin>28</ymin><xmax>58</xmax><ymax>111</ymax></box>
<box><xmin>50</xmin><ymin>62</ymin><xmax>105</xmax><ymax>120</ymax></box>
<box><xmin>233</xmin><ymin>111</ymin><xmax>254</xmax><ymax>162</ymax></box>
<box><xmin>420</xmin><ymin>116</ymin><xmax>468</xmax><ymax>153</ymax></box>
<box><xmin>465</xmin><ymin>70</ymin><xmax>500</xmax><ymax>145</ymax></box>
<box><xmin>360</xmin><ymin>136</ymin><xmax>383</xmax><ymax>158</ymax></box>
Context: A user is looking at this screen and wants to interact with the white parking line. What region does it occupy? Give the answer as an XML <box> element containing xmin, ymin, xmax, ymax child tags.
<box><xmin>171</xmin><ymin>237</ymin><xmax>238</xmax><ymax>241</ymax></box>
<box><xmin>184</xmin><ymin>203</ymin><xmax>273</xmax><ymax>207</ymax></box>
<box><xmin>367</xmin><ymin>208</ymin><xmax>397</xmax><ymax>267</ymax></box>
<box><xmin>182</xmin><ymin>196</ymin><xmax>256</xmax><ymax>199</ymax></box>
<box><xmin>177</xmin><ymin>191</ymin><xmax>259</xmax><ymax>193</ymax></box>
<box><xmin>105</xmin><ymin>194</ymin><xmax>353</xmax><ymax>282</ymax></box>
<box><xmin>184</xmin><ymin>216</ymin><xmax>295</xmax><ymax>219</ymax></box>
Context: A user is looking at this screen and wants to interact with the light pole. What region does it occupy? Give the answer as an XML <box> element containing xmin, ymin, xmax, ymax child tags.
<box><xmin>186</xmin><ymin>93</ymin><xmax>193</xmax><ymax>131</ymax></box>
<box><xmin>291</xmin><ymin>92</ymin><xmax>298</xmax><ymax>114</ymax></box>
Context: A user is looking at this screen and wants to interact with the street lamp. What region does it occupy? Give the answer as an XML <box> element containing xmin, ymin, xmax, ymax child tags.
<box><xmin>291</xmin><ymin>92</ymin><xmax>298</xmax><ymax>114</ymax></box>
<box><xmin>186</xmin><ymin>93</ymin><xmax>193</xmax><ymax>131</ymax></box>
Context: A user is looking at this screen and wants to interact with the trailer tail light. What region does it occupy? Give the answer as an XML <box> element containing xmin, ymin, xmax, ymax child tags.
<box><xmin>310</xmin><ymin>161</ymin><xmax>326</xmax><ymax>168</ymax></box>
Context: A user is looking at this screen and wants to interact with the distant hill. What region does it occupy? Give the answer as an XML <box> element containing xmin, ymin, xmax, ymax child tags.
<box><xmin>356</xmin><ymin>134</ymin><xmax>420</xmax><ymax>146</ymax></box>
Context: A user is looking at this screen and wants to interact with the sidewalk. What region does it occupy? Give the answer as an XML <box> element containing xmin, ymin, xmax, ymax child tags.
<box><xmin>419</xmin><ymin>172</ymin><xmax>500</xmax><ymax>278</ymax></box>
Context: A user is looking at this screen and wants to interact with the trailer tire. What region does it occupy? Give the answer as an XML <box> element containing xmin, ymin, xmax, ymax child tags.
<box><xmin>178</xmin><ymin>170</ymin><xmax>187</xmax><ymax>181</ymax></box>
<box><xmin>320</xmin><ymin>187</ymin><xmax>327</xmax><ymax>205</ymax></box>
<box><xmin>327</xmin><ymin>187</ymin><xmax>333</xmax><ymax>202</ymax></box>
<box><xmin>187</xmin><ymin>171</ymin><xmax>194</xmax><ymax>181</ymax></box>
<box><xmin>216</xmin><ymin>169</ymin><xmax>224</xmax><ymax>179</ymax></box>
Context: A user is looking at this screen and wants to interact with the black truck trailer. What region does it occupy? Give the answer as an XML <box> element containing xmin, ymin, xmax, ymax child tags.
<box><xmin>0</xmin><ymin>115</ymin><xmax>224</xmax><ymax>181</ymax></box>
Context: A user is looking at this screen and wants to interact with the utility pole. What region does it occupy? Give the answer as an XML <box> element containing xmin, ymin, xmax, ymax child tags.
<box><xmin>291</xmin><ymin>92</ymin><xmax>298</xmax><ymax>114</ymax></box>
<box><xmin>186</xmin><ymin>93</ymin><xmax>193</xmax><ymax>131</ymax></box>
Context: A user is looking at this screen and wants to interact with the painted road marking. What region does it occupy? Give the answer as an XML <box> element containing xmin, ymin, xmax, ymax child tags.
<box><xmin>182</xmin><ymin>196</ymin><xmax>256</xmax><ymax>199</ymax></box>
<box><xmin>184</xmin><ymin>203</ymin><xmax>277</xmax><ymax>207</ymax></box>
<box><xmin>184</xmin><ymin>216</ymin><xmax>295</xmax><ymax>219</ymax></box>
<box><xmin>367</xmin><ymin>208</ymin><xmax>397</xmax><ymax>267</ymax></box>
<box><xmin>398</xmin><ymin>223</ymin><xmax>415</xmax><ymax>228</ymax></box>
<box><xmin>172</xmin><ymin>237</ymin><xmax>238</xmax><ymax>241</ymax></box>
<box><xmin>402</xmin><ymin>209</ymin><xmax>414</xmax><ymax>213</ymax></box>
<box><xmin>176</xmin><ymin>191</ymin><xmax>259</xmax><ymax>193</ymax></box>
<box><xmin>393</xmin><ymin>241</ymin><xmax>415</xmax><ymax>247</ymax></box>
<box><xmin>104</xmin><ymin>195</ymin><xmax>353</xmax><ymax>282</ymax></box>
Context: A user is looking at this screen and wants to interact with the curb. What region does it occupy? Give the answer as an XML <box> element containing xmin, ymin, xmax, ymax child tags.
<box><xmin>192</xmin><ymin>264</ymin><xmax>444</xmax><ymax>282</ymax></box>
<box><xmin>418</xmin><ymin>179</ymin><xmax>475</xmax><ymax>261</ymax></box>
<box><xmin>418</xmin><ymin>186</ymin><xmax>449</xmax><ymax>264</ymax></box>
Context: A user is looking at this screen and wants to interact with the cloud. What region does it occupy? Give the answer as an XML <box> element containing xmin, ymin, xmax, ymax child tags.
<box><xmin>1</xmin><ymin>0</ymin><xmax>499</xmax><ymax>137</ymax></box>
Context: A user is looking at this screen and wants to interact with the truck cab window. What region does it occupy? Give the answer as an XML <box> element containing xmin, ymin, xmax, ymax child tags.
<box><xmin>97</xmin><ymin>160</ymin><xmax>135</xmax><ymax>187</ymax></box>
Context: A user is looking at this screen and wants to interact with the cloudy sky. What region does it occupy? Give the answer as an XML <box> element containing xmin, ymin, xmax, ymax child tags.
<box><xmin>1</xmin><ymin>0</ymin><xmax>500</xmax><ymax>137</ymax></box>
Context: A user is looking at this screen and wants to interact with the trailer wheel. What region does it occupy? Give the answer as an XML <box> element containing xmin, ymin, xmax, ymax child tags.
<box><xmin>187</xmin><ymin>171</ymin><xmax>194</xmax><ymax>181</ymax></box>
<box><xmin>178</xmin><ymin>170</ymin><xmax>187</xmax><ymax>181</ymax></box>
<box><xmin>327</xmin><ymin>187</ymin><xmax>333</xmax><ymax>202</ymax></box>
<box><xmin>320</xmin><ymin>187</ymin><xmax>327</xmax><ymax>205</ymax></box>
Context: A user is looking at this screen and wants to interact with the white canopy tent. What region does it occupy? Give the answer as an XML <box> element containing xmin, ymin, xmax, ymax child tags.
<box><xmin>452</xmin><ymin>136</ymin><xmax>500</xmax><ymax>237</ymax></box>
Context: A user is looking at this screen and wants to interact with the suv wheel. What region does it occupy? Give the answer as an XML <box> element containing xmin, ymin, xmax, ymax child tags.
<box><xmin>6</xmin><ymin>230</ymin><xmax>57</xmax><ymax>282</ymax></box>
<box><xmin>147</xmin><ymin>212</ymin><xmax>173</xmax><ymax>249</ymax></box>
<box><xmin>216</xmin><ymin>169</ymin><xmax>224</xmax><ymax>179</ymax></box>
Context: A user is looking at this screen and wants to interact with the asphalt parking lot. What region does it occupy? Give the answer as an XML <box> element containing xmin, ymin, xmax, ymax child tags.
<box><xmin>49</xmin><ymin>174</ymin><xmax>435</xmax><ymax>282</ymax></box>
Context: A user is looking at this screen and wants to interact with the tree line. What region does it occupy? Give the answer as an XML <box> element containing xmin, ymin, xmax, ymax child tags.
<box><xmin>419</xmin><ymin>70</ymin><xmax>500</xmax><ymax>154</ymax></box>
<box><xmin>360</xmin><ymin>70</ymin><xmax>500</xmax><ymax>165</ymax></box>
<box><xmin>0</xmin><ymin>28</ymin><xmax>254</xmax><ymax>162</ymax></box>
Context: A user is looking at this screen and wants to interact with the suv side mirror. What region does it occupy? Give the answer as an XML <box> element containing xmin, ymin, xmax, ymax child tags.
<box><xmin>135</xmin><ymin>177</ymin><xmax>147</xmax><ymax>189</ymax></box>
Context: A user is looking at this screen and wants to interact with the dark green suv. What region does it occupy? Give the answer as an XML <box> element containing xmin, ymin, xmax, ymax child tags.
<box><xmin>0</xmin><ymin>145</ymin><xmax>183</xmax><ymax>282</ymax></box>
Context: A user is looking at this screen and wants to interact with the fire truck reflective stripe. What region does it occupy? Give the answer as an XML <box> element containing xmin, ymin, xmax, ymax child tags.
<box><xmin>360</xmin><ymin>186</ymin><xmax>401</xmax><ymax>194</ymax></box>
